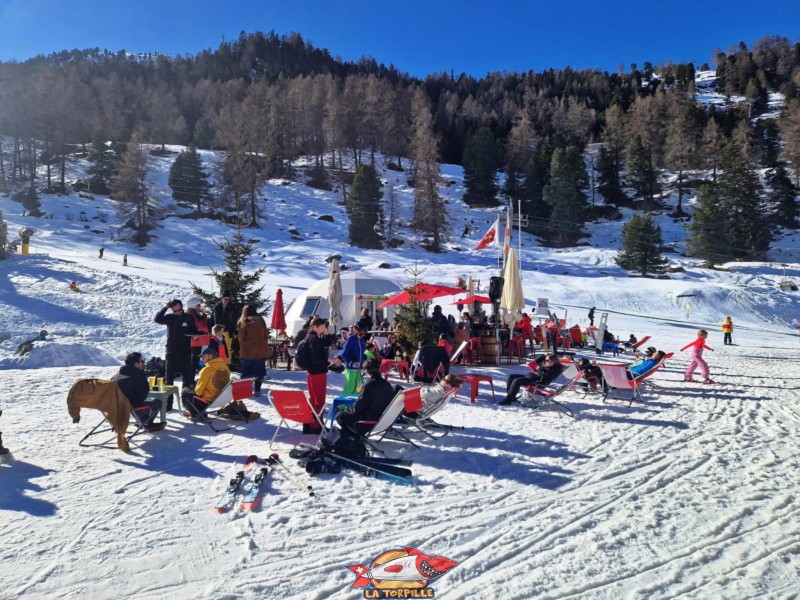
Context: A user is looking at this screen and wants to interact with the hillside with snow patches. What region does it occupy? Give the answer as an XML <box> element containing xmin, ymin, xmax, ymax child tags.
<box><xmin>2</xmin><ymin>74</ymin><xmax>800</xmax><ymax>598</ymax></box>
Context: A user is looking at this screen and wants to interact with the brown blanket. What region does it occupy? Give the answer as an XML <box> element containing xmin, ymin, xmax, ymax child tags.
<box><xmin>67</xmin><ymin>378</ymin><xmax>132</xmax><ymax>452</ymax></box>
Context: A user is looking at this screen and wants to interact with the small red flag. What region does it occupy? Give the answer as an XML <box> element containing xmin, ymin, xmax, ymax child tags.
<box><xmin>475</xmin><ymin>218</ymin><xmax>499</xmax><ymax>250</ymax></box>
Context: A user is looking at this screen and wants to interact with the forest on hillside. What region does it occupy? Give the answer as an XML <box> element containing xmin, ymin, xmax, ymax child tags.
<box><xmin>0</xmin><ymin>31</ymin><xmax>798</xmax><ymax>260</ymax></box>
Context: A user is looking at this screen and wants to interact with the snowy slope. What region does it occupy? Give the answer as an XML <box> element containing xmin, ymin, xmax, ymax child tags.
<box><xmin>1</xmin><ymin>148</ymin><xmax>800</xmax><ymax>599</ymax></box>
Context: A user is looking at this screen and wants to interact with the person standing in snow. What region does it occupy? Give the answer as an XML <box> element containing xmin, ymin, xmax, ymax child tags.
<box><xmin>588</xmin><ymin>306</ymin><xmax>595</xmax><ymax>326</ymax></box>
<box><xmin>98</xmin><ymin>247</ymin><xmax>104</xmax><ymax>259</ymax></box>
<box><xmin>154</xmin><ymin>299</ymin><xmax>197</xmax><ymax>388</ymax></box>
<box><xmin>111</xmin><ymin>352</ymin><xmax>165</xmax><ymax>431</ymax></box>
<box><xmin>186</xmin><ymin>297</ymin><xmax>210</xmax><ymax>377</ymax></box>
<box><xmin>304</xmin><ymin>317</ymin><xmax>342</xmax><ymax>434</ymax></box>
<box><xmin>122</xmin><ymin>254</ymin><xmax>128</xmax><ymax>267</ymax></box>
<box><xmin>341</xmin><ymin>324</ymin><xmax>367</xmax><ymax>395</ymax></box>
<box><xmin>721</xmin><ymin>317</ymin><xmax>734</xmax><ymax>345</ymax></box>
<box><xmin>237</xmin><ymin>304</ymin><xmax>272</xmax><ymax>397</ymax></box>
<box><xmin>681</xmin><ymin>330</ymin><xmax>714</xmax><ymax>384</ymax></box>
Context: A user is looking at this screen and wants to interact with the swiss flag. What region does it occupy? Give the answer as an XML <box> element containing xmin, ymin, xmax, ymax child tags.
<box><xmin>475</xmin><ymin>218</ymin><xmax>499</xmax><ymax>250</ymax></box>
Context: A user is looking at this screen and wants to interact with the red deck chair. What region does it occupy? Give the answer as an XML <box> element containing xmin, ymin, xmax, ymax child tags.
<box><xmin>568</xmin><ymin>326</ymin><xmax>584</xmax><ymax>348</ymax></box>
<box><xmin>185</xmin><ymin>378</ymin><xmax>255</xmax><ymax>432</ymax></box>
<box><xmin>268</xmin><ymin>389</ymin><xmax>327</xmax><ymax>449</ymax></box>
<box><xmin>630</xmin><ymin>336</ymin><xmax>652</xmax><ymax>352</ymax></box>
<box><xmin>521</xmin><ymin>371</ymin><xmax>580</xmax><ymax>418</ymax></box>
<box><xmin>598</xmin><ymin>354</ymin><xmax>672</xmax><ymax>406</ymax></box>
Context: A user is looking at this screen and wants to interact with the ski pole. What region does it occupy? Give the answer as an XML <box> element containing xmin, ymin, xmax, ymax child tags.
<box><xmin>262</xmin><ymin>454</ymin><xmax>315</xmax><ymax>498</ymax></box>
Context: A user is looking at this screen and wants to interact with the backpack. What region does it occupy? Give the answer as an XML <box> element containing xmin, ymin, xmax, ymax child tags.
<box><xmin>294</xmin><ymin>336</ymin><xmax>312</xmax><ymax>371</ymax></box>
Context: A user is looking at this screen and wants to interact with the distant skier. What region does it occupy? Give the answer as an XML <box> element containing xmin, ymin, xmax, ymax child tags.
<box><xmin>98</xmin><ymin>247</ymin><xmax>104</xmax><ymax>259</ymax></box>
<box><xmin>588</xmin><ymin>306</ymin><xmax>595</xmax><ymax>326</ymax></box>
<box><xmin>721</xmin><ymin>317</ymin><xmax>734</xmax><ymax>345</ymax></box>
<box><xmin>122</xmin><ymin>253</ymin><xmax>128</xmax><ymax>267</ymax></box>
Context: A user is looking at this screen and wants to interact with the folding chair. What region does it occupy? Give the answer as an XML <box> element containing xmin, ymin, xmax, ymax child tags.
<box><xmin>350</xmin><ymin>387</ymin><xmax>424</xmax><ymax>452</ymax></box>
<box><xmin>68</xmin><ymin>378</ymin><xmax>142</xmax><ymax>452</ymax></box>
<box><xmin>402</xmin><ymin>384</ymin><xmax>464</xmax><ymax>439</ymax></box>
<box><xmin>568</xmin><ymin>326</ymin><xmax>584</xmax><ymax>348</ymax></box>
<box><xmin>186</xmin><ymin>378</ymin><xmax>255</xmax><ymax>432</ymax></box>
<box><xmin>598</xmin><ymin>364</ymin><xmax>644</xmax><ymax>406</ymax></box>
<box><xmin>78</xmin><ymin>402</ymin><xmax>149</xmax><ymax>450</ymax></box>
<box><xmin>521</xmin><ymin>372</ymin><xmax>581</xmax><ymax>418</ymax></box>
<box><xmin>630</xmin><ymin>335</ymin><xmax>652</xmax><ymax>352</ymax></box>
<box><xmin>268</xmin><ymin>389</ymin><xmax>327</xmax><ymax>449</ymax></box>
<box><xmin>449</xmin><ymin>340</ymin><xmax>469</xmax><ymax>365</ymax></box>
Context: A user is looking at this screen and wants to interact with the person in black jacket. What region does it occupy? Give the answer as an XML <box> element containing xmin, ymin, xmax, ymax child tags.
<box><xmin>431</xmin><ymin>305</ymin><xmax>452</xmax><ymax>339</ymax></box>
<box><xmin>336</xmin><ymin>359</ymin><xmax>395</xmax><ymax>435</ymax></box>
<box><xmin>305</xmin><ymin>317</ymin><xmax>342</xmax><ymax>434</ymax></box>
<box><xmin>356</xmin><ymin>308</ymin><xmax>373</xmax><ymax>338</ymax></box>
<box><xmin>499</xmin><ymin>354</ymin><xmax>564</xmax><ymax>405</ymax></box>
<box><xmin>111</xmin><ymin>352</ymin><xmax>165</xmax><ymax>431</ymax></box>
<box><xmin>154</xmin><ymin>299</ymin><xmax>197</xmax><ymax>387</ymax></box>
<box><xmin>212</xmin><ymin>291</ymin><xmax>239</xmax><ymax>337</ymax></box>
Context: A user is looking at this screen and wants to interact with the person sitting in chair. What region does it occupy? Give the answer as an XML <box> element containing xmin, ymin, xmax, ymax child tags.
<box><xmin>181</xmin><ymin>347</ymin><xmax>230</xmax><ymax>420</ymax></box>
<box><xmin>499</xmin><ymin>354</ymin><xmax>563</xmax><ymax>406</ymax></box>
<box><xmin>628</xmin><ymin>350</ymin><xmax>666</xmax><ymax>379</ymax></box>
<box><xmin>111</xmin><ymin>352</ymin><xmax>166</xmax><ymax>432</ymax></box>
<box><xmin>336</xmin><ymin>359</ymin><xmax>395</xmax><ymax>436</ymax></box>
<box><xmin>410</xmin><ymin>374</ymin><xmax>465</xmax><ymax>418</ymax></box>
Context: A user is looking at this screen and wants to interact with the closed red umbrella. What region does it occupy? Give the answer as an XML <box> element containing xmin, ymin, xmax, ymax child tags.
<box><xmin>271</xmin><ymin>288</ymin><xmax>287</xmax><ymax>337</ymax></box>
<box><xmin>378</xmin><ymin>283</ymin><xmax>466</xmax><ymax>308</ymax></box>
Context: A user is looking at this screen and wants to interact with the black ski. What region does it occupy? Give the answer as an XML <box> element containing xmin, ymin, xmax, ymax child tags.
<box><xmin>324</xmin><ymin>450</ymin><xmax>415</xmax><ymax>485</ymax></box>
<box><xmin>291</xmin><ymin>443</ymin><xmax>413</xmax><ymax>466</ymax></box>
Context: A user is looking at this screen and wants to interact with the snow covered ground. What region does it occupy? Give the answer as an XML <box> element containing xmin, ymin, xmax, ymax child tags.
<box><xmin>1</xmin><ymin>147</ymin><xmax>800</xmax><ymax>599</ymax></box>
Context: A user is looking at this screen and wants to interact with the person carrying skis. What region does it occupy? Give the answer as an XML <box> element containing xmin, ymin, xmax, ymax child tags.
<box><xmin>111</xmin><ymin>352</ymin><xmax>165</xmax><ymax>432</ymax></box>
<box><xmin>681</xmin><ymin>330</ymin><xmax>714</xmax><ymax>384</ymax></box>
<box><xmin>721</xmin><ymin>317</ymin><xmax>734</xmax><ymax>345</ymax></box>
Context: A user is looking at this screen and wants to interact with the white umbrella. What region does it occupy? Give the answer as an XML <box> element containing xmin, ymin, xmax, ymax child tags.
<box><xmin>500</xmin><ymin>247</ymin><xmax>524</xmax><ymax>327</ymax></box>
<box><xmin>328</xmin><ymin>257</ymin><xmax>343</xmax><ymax>332</ymax></box>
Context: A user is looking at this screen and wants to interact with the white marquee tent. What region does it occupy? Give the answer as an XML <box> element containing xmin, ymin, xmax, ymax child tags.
<box><xmin>283</xmin><ymin>271</ymin><xmax>401</xmax><ymax>336</ymax></box>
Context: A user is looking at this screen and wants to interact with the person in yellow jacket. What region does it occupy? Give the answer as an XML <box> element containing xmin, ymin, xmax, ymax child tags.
<box><xmin>181</xmin><ymin>347</ymin><xmax>230</xmax><ymax>418</ymax></box>
<box><xmin>721</xmin><ymin>316</ymin><xmax>734</xmax><ymax>345</ymax></box>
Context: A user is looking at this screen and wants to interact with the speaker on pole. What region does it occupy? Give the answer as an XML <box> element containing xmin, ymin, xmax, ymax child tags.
<box><xmin>489</xmin><ymin>276</ymin><xmax>504</xmax><ymax>301</ymax></box>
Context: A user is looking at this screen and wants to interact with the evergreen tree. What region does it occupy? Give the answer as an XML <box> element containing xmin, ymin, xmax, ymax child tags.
<box><xmin>596</xmin><ymin>145</ymin><xmax>628</xmax><ymax>206</ymax></box>
<box><xmin>504</xmin><ymin>110</ymin><xmax>535</xmax><ymax>205</ymax></box>
<box><xmin>543</xmin><ymin>146</ymin><xmax>588</xmax><ymax>245</ymax></box>
<box><xmin>615</xmin><ymin>214</ymin><xmax>669</xmax><ymax>276</ymax></box>
<box><xmin>625</xmin><ymin>134</ymin><xmax>657</xmax><ymax>204</ymax></box>
<box><xmin>686</xmin><ymin>183</ymin><xmax>733</xmax><ymax>267</ymax></box>
<box><xmin>767</xmin><ymin>163</ymin><xmax>799</xmax><ymax>229</ymax></box>
<box><xmin>0</xmin><ymin>208</ymin><xmax>8</xmax><ymax>259</ymax></box>
<box><xmin>347</xmin><ymin>164</ymin><xmax>383</xmax><ymax>248</ymax></box>
<box><xmin>168</xmin><ymin>145</ymin><xmax>212</xmax><ymax>213</ymax></box>
<box><xmin>664</xmin><ymin>90</ymin><xmax>700</xmax><ymax>216</ymax></box>
<box><xmin>393</xmin><ymin>264</ymin><xmax>437</xmax><ymax>350</ymax></box>
<box><xmin>190</xmin><ymin>234</ymin><xmax>268</xmax><ymax>312</ymax></box>
<box><xmin>521</xmin><ymin>137</ymin><xmax>553</xmax><ymax>236</ymax></box>
<box><xmin>702</xmin><ymin>118</ymin><xmax>726</xmax><ymax>183</ymax></box>
<box><xmin>462</xmin><ymin>127</ymin><xmax>501</xmax><ymax>206</ymax></box>
<box><xmin>85</xmin><ymin>132</ymin><xmax>116</xmax><ymax>195</ymax></box>
<box><xmin>717</xmin><ymin>144</ymin><xmax>772</xmax><ymax>259</ymax></box>
<box><xmin>17</xmin><ymin>188</ymin><xmax>42</xmax><ymax>216</ymax></box>
<box><xmin>111</xmin><ymin>130</ymin><xmax>155</xmax><ymax>246</ymax></box>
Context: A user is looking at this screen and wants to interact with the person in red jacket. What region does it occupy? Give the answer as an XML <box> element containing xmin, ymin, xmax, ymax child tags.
<box><xmin>681</xmin><ymin>329</ymin><xmax>714</xmax><ymax>384</ymax></box>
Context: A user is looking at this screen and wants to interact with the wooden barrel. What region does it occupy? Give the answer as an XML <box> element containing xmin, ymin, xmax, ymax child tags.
<box><xmin>481</xmin><ymin>335</ymin><xmax>497</xmax><ymax>363</ymax></box>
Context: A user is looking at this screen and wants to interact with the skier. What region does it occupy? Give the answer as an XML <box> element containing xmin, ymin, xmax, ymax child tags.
<box><xmin>98</xmin><ymin>247</ymin><xmax>104</xmax><ymax>259</ymax></box>
<box><xmin>122</xmin><ymin>253</ymin><xmax>128</xmax><ymax>267</ymax></box>
<box><xmin>588</xmin><ymin>306</ymin><xmax>595</xmax><ymax>326</ymax></box>
<box><xmin>681</xmin><ymin>330</ymin><xmax>715</xmax><ymax>384</ymax></box>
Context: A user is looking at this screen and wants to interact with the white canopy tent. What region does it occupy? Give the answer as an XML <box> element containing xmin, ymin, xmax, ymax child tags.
<box><xmin>284</xmin><ymin>271</ymin><xmax>401</xmax><ymax>336</ymax></box>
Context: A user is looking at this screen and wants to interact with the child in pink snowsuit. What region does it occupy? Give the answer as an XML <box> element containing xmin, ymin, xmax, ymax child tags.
<box><xmin>681</xmin><ymin>329</ymin><xmax>714</xmax><ymax>384</ymax></box>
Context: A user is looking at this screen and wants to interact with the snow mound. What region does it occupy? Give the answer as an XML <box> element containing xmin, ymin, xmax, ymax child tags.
<box><xmin>0</xmin><ymin>342</ymin><xmax>120</xmax><ymax>370</ymax></box>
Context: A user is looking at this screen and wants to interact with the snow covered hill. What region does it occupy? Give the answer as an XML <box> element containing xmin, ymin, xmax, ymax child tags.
<box><xmin>1</xmin><ymin>148</ymin><xmax>799</xmax><ymax>599</ymax></box>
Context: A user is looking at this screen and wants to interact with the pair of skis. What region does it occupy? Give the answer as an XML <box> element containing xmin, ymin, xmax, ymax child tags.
<box><xmin>213</xmin><ymin>454</ymin><xmax>314</xmax><ymax>513</ymax></box>
<box><xmin>291</xmin><ymin>444</ymin><xmax>416</xmax><ymax>486</ymax></box>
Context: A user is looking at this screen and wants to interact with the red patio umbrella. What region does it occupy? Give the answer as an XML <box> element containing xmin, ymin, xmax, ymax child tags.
<box><xmin>378</xmin><ymin>283</ymin><xmax>466</xmax><ymax>308</ymax></box>
<box><xmin>271</xmin><ymin>288</ymin><xmax>287</xmax><ymax>337</ymax></box>
<box><xmin>451</xmin><ymin>295</ymin><xmax>492</xmax><ymax>305</ymax></box>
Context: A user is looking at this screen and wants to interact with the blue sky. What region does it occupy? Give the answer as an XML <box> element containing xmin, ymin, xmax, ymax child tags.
<box><xmin>0</xmin><ymin>0</ymin><xmax>797</xmax><ymax>76</ymax></box>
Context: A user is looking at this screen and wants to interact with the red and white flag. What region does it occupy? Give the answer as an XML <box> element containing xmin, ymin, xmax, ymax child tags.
<box><xmin>503</xmin><ymin>210</ymin><xmax>512</xmax><ymax>255</ymax></box>
<box><xmin>475</xmin><ymin>218</ymin><xmax>499</xmax><ymax>250</ymax></box>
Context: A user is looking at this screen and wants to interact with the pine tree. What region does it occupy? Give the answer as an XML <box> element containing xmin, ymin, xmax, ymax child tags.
<box><xmin>521</xmin><ymin>137</ymin><xmax>553</xmax><ymax>236</ymax></box>
<box><xmin>462</xmin><ymin>127</ymin><xmax>501</xmax><ymax>206</ymax></box>
<box><xmin>702</xmin><ymin>118</ymin><xmax>726</xmax><ymax>183</ymax></box>
<box><xmin>615</xmin><ymin>214</ymin><xmax>669</xmax><ymax>276</ymax></box>
<box><xmin>111</xmin><ymin>130</ymin><xmax>156</xmax><ymax>246</ymax></box>
<box><xmin>686</xmin><ymin>183</ymin><xmax>733</xmax><ymax>267</ymax></box>
<box><xmin>596</xmin><ymin>145</ymin><xmax>628</xmax><ymax>206</ymax></box>
<box><xmin>0</xmin><ymin>208</ymin><xmax>8</xmax><ymax>259</ymax></box>
<box><xmin>543</xmin><ymin>146</ymin><xmax>588</xmax><ymax>245</ymax></box>
<box><xmin>85</xmin><ymin>132</ymin><xmax>116</xmax><ymax>194</ymax></box>
<box><xmin>347</xmin><ymin>164</ymin><xmax>383</xmax><ymax>248</ymax></box>
<box><xmin>504</xmin><ymin>110</ymin><xmax>535</xmax><ymax>205</ymax></box>
<box><xmin>393</xmin><ymin>263</ymin><xmax>437</xmax><ymax>350</ymax></box>
<box><xmin>168</xmin><ymin>145</ymin><xmax>212</xmax><ymax>213</ymax></box>
<box><xmin>717</xmin><ymin>144</ymin><xmax>772</xmax><ymax>259</ymax></box>
<box><xmin>664</xmin><ymin>90</ymin><xmax>700</xmax><ymax>216</ymax></box>
<box><xmin>18</xmin><ymin>188</ymin><xmax>42</xmax><ymax>216</ymax></box>
<box><xmin>767</xmin><ymin>163</ymin><xmax>799</xmax><ymax>229</ymax></box>
<box><xmin>625</xmin><ymin>134</ymin><xmax>657</xmax><ymax>204</ymax></box>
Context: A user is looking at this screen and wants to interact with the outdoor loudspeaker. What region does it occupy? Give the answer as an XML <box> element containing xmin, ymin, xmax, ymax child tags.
<box><xmin>489</xmin><ymin>276</ymin><xmax>504</xmax><ymax>301</ymax></box>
